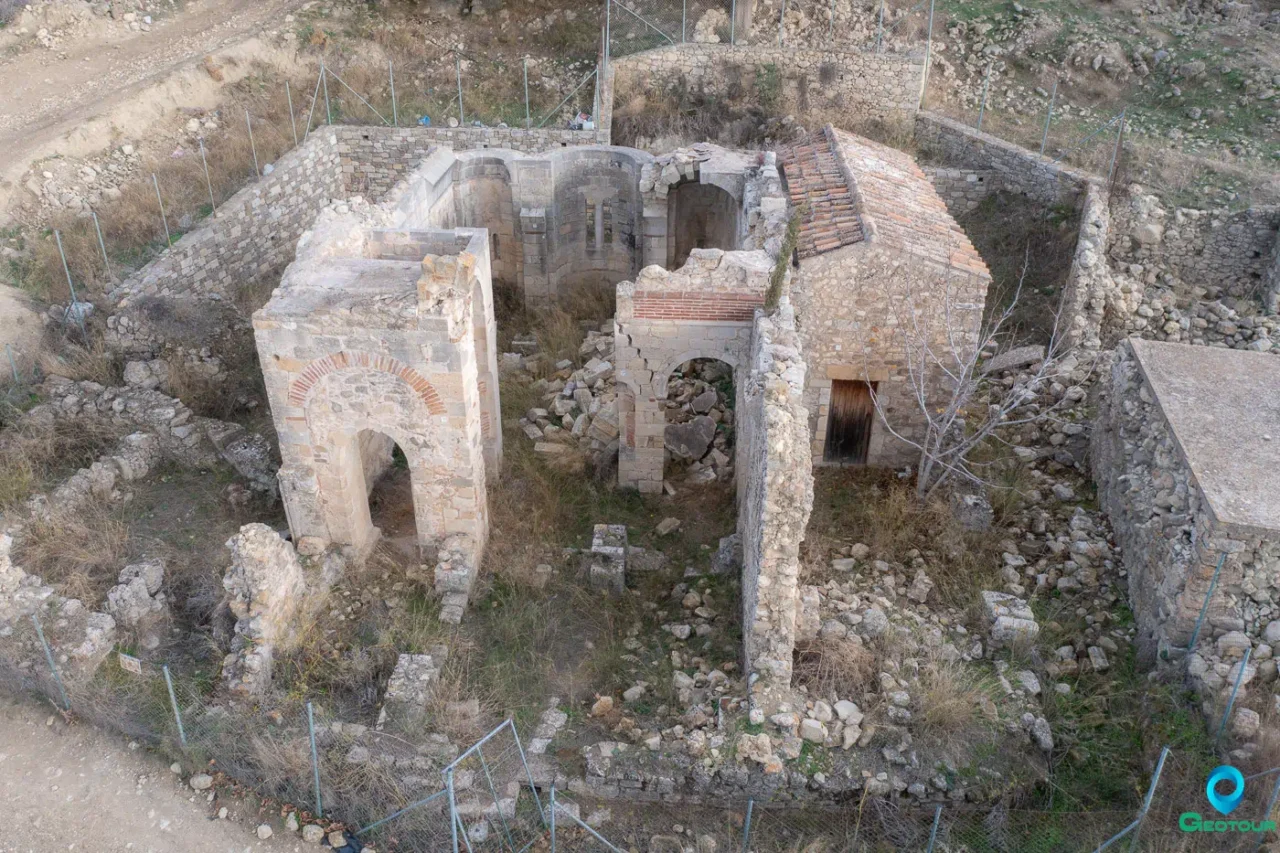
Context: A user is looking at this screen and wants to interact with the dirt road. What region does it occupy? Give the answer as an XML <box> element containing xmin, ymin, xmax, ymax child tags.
<box><xmin>0</xmin><ymin>694</ymin><xmax>303</xmax><ymax>853</ymax></box>
<box><xmin>0</xmin><ymin>0</ymin><xmax>306</xmax><ymax>224</ymax></box>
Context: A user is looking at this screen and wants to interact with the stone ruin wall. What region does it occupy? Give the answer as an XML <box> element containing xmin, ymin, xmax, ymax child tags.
<box><xmin>738</xmin><ymin>304</ymin><xmax>815</xmax><ymax>716</ymax></box>
<box><xmin>334</xmin><ymin>124</ymin><xmax>611</xmax><ymax>202</ymax></box>
<box><xmin>611</xmin><ymin>43</ymin><xmax>926</xmax><ymax>129</ymax></box>
<box><xmin>913</xmin><ymin>112</ymin><xmax>1279</xmax><ymax>354</ymax></box>
<box><xmin>792</xmin><ymin>243</ymin><xmax>988</xmax><ymax>467</ymax></box>
<box><xmin>613</xmin><ymin>250</ymin><xmax>768</xmax><ymax>493</ymax></box>
<box><xmin>1092</xmin><ymin>342</ymin><xmax>1280</xmax><ymax>698</ymax></box>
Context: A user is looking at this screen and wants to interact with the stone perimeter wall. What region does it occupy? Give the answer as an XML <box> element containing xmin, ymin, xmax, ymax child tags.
<box><xmin>612</xmin><ymin>43</ymin><xmax>925</xmax><ymax>125</ymax></box>
<box><xmin>108</xmin><ymin>131</ymin><xmax>345</xmax><ymax>308</ymax></box>
<box><xmin>738</xmin><ymin>304</ymin><xmax>815</xmax><ymax>715</ymax></box>
<box><xmin>1092</xmin><ymin>341</ymin><xmax>1280</xmax><ymax>684</ymax></box>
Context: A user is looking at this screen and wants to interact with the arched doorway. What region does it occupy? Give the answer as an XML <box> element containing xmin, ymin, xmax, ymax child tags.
<box><xmin>661</xmin><ymin>358</ymin><xmax>736</xmax><ymax>487</ymax></box>
<box><xmin>359</xmin><ymin>429</ymin><xmax>418</xmax><ymax>561</ymax></box>
<box><xmin>667</xmin><ymin>181</ymin><xmax>740</xmax><ymax>268</ymax></box>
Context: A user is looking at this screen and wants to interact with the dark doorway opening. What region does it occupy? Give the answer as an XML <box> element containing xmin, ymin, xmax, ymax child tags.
<box><xmin>824</xmin><ymin>380</ymin><xmax>876</xmax><ymax>464</ymax></box>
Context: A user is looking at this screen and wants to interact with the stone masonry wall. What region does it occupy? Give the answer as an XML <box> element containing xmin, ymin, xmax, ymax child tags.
<box><xmin>108</xmin><ymin>131</ymin><xmax>344</xmax><ymax>308</ymax></box>
<box><xmin>612</xmin><ymin>43</ymin><xmax>925</xmax><ymax>125</ymax></box>
<box><xmin>793</xmin><ymin>243</ymin><xmax>988</xmax><ymax>467</ymax></box>
<box><xmin>739</xmin><ymin>304</ymin><xmax>814</xmax><ymax>715</ymax></box>
<box><xmin>913</xmin><ymin>112</ymin><xmax>1090</xmax><ymax>208</ymax></box>
<box><xmin>1092</xmin><ymin>341</ymin><xmax>1280</xmax><ymax>679</ymax></box>
<box><xmin>335</xmin><ymin>125</ymin><xmax>609</xmax><ymax>202</ymax></box>
<box><xmin>614</xmin><ymin>249</ymin><xmax>770</xmax><ymax>493</ymax></box>
<box><xmin>921</xmin><ymin>167</ymin><xmax>1003</xmax><ymax>216</ymax></box>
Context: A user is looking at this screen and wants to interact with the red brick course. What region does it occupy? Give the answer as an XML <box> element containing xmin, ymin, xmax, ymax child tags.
<box><xmin>633</xmin><ymin>291</ymin><xmax>764</xmax><ymax>322</ymax></box>
<box><xmin>287</xmin><ymin>350</ymin><xmax>448</xmax><ymax>414</ymax></box>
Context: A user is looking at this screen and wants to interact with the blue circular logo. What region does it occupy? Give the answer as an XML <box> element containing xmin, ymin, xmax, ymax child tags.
<box><xmin>1206</xmin><ymin>765</ymin><xmax>1245</xmax><ymax>815</ymax></box>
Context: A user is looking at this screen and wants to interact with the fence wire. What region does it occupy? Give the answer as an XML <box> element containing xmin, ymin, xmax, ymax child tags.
<box><xmin>608</xmin><ymin>0</ymin><xmax>737</xmax><ymax>57</ymax></box>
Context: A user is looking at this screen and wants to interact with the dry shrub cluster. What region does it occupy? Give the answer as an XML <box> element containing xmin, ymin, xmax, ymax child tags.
<box><xmin>13</xmin><ymin>505</ymin><xmax>133</xmax><ymax>606</ymax></box>
<box><xmin>0</xmin><ymin>413</ymin><xmax>120</xmax><ymax>512</ymax></box>
<box><xmin>914</xmin><ymin>657</ymin><xmax>1001</xmax><ymax>746</ymax></box>
<box><xmin>792</xmin><ymin>636</ymin><xmax>880</xmax><ymax>701</ymax></box>
<box><xmin>803</xmin><ymin>468</ymin><xmax>1003</xmax><ymax>610</ymax></box>
<box><xmin>22</xmin><ymin>66</ymin><xmax>310</xmax><ymax>303</ymax></box>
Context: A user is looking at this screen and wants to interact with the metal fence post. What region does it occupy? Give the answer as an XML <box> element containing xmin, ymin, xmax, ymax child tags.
<box><xmin>198</xmin><ymin>138</ymin><xmax>216</xmax><ymax>218</ymax></box>
<box><xmin>455</xmin><ymin>54</ymin><xmax>465</xmax><ymax>126</ymax></box>
<box><xmin>1217</xmin><ymin>646</ymin><xmax>1253</xmax><ymax>743</ymax></box>
<box><xmin>829</xmin><ymin>0</ymin><xmax>836</xmax><ymax>42</ymax></box>
<box><xmin>604</xmin><ymin>0</ymin><xmax>611</xmax><ymax>75</ymax></box>
<box><xmin>742</xmin><ymin>799</ymin><xmax>754</xmax><ymax>853</ymax></box>
<box><xmin>447</xmin><ymin>768</ymin><xmax>460</xmax><ymax>853</ymax></box>
<box><xmin>523</xmin><ymin>57</ymin><xmax>531</xmax><ymax>129</ymax></box>
<box><xmin>1254</xmin><ymin>773</ymin><xmax>1280</xmax><ymax>851</ymax></box>
<box><xmin>90</xmin><ymin>210</ymin><xmax>110</xmax><ymax>274</ymax></box>
<box><xmin>30</xmin><ymin>613</ymin><xmax>70</xmax><ymax>711</ymax></box>
<box><xmin>549</xmin><ymin>786</ymin><xmax>557</xmax><ymax>853</ymax></box>
<box><xmin>6</xmin><ymin>343</ymin><xmax>18</xmax><ymax>383</ymax></box>
<box><xmin>876</xmin><ymin>0</ymin><xmax>885</xmax><ymax>52</ymax></box>
<box><xmin>777</xmin><ymin>0</ymin><xmax>787</xmax><ymax>46</ymax></box>
<box><xmin>977</xmin><ymin>63</ymin><xmax>992</xmax><ymax>131</ymax></box>
<box><xmin>286</xmin><ymin>80</ymin><xmax>298</xmax><ymax>147</ymax></box>
<box><xmin>389</xmin><ymin>60</ymin><xmax>398</xmax><ymax>127</ymax></box>
<box><xmin>162</xmin><ymin>664</ymin><xmax>187</xmax><ymax>748</ymax></box>
<box><xmin>682</xmin><ymin>0</ymin><xmax>687</xmax><ymax>42</ymax></box>
<box><xmin>52</xmin><ymin>230</ymin><xmax>88</xmax><ymax>338</ymax></box>
<box><xmin>1188</xmin><ymin>553</ymin><xmax>1227</xmax><ymax>652</ymax></box>
<box><xmin>245</xmin><ymin>109</ymin><xmax>260</xmax><ymax>177</ymax></box>
<box><xmin>321</xmin><ymin>60</ymin><xmax>332</xmax><ymax>125</ymax></box>
<box><xmin>1039</xmin><ymin>80</ymin><xmax>1058</xmax><ymax>156</ymax></box>
<box><xmin>922</xmin><ymin>0</ymin><xmax>936</xmax><ymax>108</ymax></box>
<box><xmin>151</xmin><ymin>173</ymin><xmax>171</xmax><ymax>246</ymax></box>
<box><xmin>1107</xmin><ymin>107</ymin><xmax>1127</xmax><ymax>185</ymax></box>
<box><xmin>306</xmin><ymin>702</ymin><xmax>323</xmax><ymax>818</ymax></box>
<box><xmin>1127</xmin><ymin>745</ymin><xmax>1170</xmax><ymax>850</ymax></box>
<box><xmin>730</xmin><ymin>0</ymin><xmax>735</xmax><ymax>44</ymax></box>
<box><xmin>926</xmin><ymin>804</ymin><xmax>943</xmax><ymax>852</ymax></box>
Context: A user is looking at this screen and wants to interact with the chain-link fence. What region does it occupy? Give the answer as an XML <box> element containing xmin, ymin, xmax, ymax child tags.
<box><xmin>7</xmin><ymin>610</ymin><xmax>1280</xmax><ymax>853</ymax></box>
<box><xmin>607</xmin><ymin>0</ymin><xmax>737</xmax><ymax>58</ymax></box>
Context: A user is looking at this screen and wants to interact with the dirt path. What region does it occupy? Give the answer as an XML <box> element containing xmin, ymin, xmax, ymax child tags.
<box><xmin>0</xmin><ymin>0</ymin><xmax>295</xmax><ymax>144</ymax></box>
<box><xmin>0</xmin><ymin>694</ymin><xmax>303</xmax><ymax>853</ymax></box>
<box><xmin>0</xmin><ymin>0</ymin><xmax>307</xmax><ymax>224</ymax></box>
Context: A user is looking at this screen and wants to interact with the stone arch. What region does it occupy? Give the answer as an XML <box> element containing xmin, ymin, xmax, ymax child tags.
<box><xmin>652</xmin><ymin>349</ymin><xmax>741</xmax><ymax>398</ymax></box>
<box><xmin>295</xmin><ymin>365</ymin><xmax>463</xmax><ymax>558</ymax></box>
<box><xmin>287</xmin><ymin>351</ymin><xmax>447</xmax><ymax>415</ymax></box>
<box><xmin>667</xmin><ymin>179</ymin><xmax>741</xmax><ymax>269</ymax></box>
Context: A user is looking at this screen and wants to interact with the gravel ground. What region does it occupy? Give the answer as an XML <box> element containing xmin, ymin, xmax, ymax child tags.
<box><xmin>0</xmin><ymin>694</ymin><xmax>303</xmax><ymax>853</ymax></box>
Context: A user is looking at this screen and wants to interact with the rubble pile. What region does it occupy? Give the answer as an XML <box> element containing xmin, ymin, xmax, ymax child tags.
<box><xmin>661</xmin><ymin>359</ymin><xmax>734</xmax><ymax>486</ymax></box>
<box><xmin>512</xmin><ymin>328</ymin><xmax>620</xmax><ymax>471</ymax></box>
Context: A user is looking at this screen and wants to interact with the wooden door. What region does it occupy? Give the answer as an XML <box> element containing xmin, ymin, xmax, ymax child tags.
<box><xmin>824</xmin><ymin>380</ymin><xmax>876</xmax><ymax>464</ymax></box>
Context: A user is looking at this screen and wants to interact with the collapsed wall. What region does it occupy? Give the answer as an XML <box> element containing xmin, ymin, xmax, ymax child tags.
<box><xmin>738</xmin><ymin>303</ymin><xmax>814</xmax><ymax>715</ymax></box>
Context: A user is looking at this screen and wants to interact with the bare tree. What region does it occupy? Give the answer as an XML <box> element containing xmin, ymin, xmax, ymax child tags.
<box><xmin>861</xmin><ymin>255</ymin><xmax>1086</xmax><ymax>501</ymax></box>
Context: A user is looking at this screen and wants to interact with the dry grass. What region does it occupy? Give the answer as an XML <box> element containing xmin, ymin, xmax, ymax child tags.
<box><xmin>13</xmin><ymin>505</ymin><xmax>133</xmax><ymax>606</ymax></box>
<box><xmin>19</xmin><ymin>65</ymin><xmax>307</xmax><ymax>303</ymax></box>
<box><xmin>914</xmin><ymin>658</ymin><xmax>1002</xmax><ymax>749</ymax></box>
<box><xmin>803</xmin><ymin>468</ymin><xmax>1004</xmax><ymax>610</ymax></box>
<box><xmin>37</xmin><ymin>338</ymin><xmax>122</xmax><ymax>386</ymax></box>
<box><xmin>0</xmin><ymin>416</ymin><xmax>121</xmax><ymax>512</ymax></box>
<box><xmin>792</xmin><ymin>636</ymin><xmax>880</xmax><ymax>702</ymax></box>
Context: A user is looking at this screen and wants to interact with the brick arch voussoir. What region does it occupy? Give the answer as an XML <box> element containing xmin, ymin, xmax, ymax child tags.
<box><xmin>286</xmin><ymin>351</ymin><xmax>447</xmax><ymax>415</ymax></box>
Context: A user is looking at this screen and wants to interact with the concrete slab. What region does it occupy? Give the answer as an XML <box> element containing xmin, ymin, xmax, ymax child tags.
<box><xmin>1129</xmin><ymin>339</ymin><xmax>1280</xmax><ymax>537</ymax></box>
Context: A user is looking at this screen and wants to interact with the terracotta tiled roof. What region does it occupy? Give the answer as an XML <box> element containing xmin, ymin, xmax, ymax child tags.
<box><xmin>778</xmin><ymin>137</ymin><xmax>864</xmax><ymax>259</ymax></box>
<box><xmin>780</xmin><ymin>127</ymin><xmax>991</xmax><ymax>280</ymax></box>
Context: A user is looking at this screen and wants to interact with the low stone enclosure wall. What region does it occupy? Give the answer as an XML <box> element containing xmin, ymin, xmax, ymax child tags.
<box><xmin>1093</xmin><ymin>340</ymin><xmax>1280</xmax><ymax>712</ymax></box>
<box><xmin>611</xmin><ymin>42</ymin><xmax>926</xmax><ymax>129</ymax></box>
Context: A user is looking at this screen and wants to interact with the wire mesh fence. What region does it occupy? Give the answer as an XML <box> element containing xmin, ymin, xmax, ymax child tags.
<box><xmin>7</xmin><ymin>613</ymin><xmax>1280</xmax><ymax>853</ymax></box>
<box><xmin>607</xmin><ymin>0</ymin><xmax>737</xmax><ymax>57</ymax></box>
